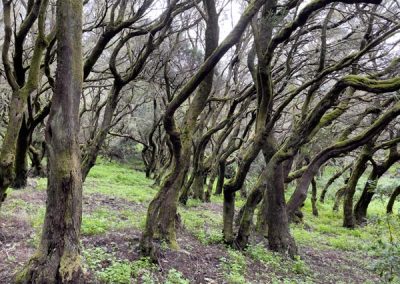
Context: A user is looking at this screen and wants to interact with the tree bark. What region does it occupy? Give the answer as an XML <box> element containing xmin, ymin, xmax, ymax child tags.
<box><xmin>387</xmin><ymin>185</ymin><xmax>400</xmax><ymax>214</ymax></box>
<box><xmin>265</xmin><ymin>159</ymin><xmax>297</xmax><ymax>257</ymax></box>
<box><xmin>215</xmin><ymin>160</ymin><xmax>226</xmax><ymax>195</ymax></box>
<box><xmin>343</xmin><ymin>142</ymin><xmax>374</xmax><ymax>228</ymax></box>
<box><xmin>353</xmin><ymin>170</ymin><xmax>378</xmax><ymax>224</ymax></box>
<box><xmin>311</xmin><ymin>178</ymin><xmax>318</xmax><ymax>216</ymax></box>
<box><xmin>12</xmin><ymin>117</ymin><xmax>30</xmax><ymax>188</ymax></box>
<box><xmin>16</xmin><ymin>0</ymin><xmax>84</xmax><ymax>282</ymax></box>
<box><xmin>29</xmin><ymin>142</ymin><xmax>47</xmax><ymax>177</ymax></box>
<box><xmin>235</xmin><ymin>178</ymin><xmax>263</xmax><ymax>249</ymax></box>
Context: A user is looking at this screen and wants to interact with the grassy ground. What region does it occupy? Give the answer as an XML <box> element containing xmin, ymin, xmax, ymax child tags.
<box><xmin>0</xmin><ymin>160</ymin><xmax>399</xmax><ymax>283</ymax></box>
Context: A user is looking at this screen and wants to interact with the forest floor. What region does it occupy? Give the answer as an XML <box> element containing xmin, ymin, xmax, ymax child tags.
<box><xmin>0</xmin><ymin>160</ymin><xmax>399</xmax><ymax>284</ymax></box>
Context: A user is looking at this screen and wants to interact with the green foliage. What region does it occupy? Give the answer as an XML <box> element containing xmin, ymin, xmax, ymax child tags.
<box><xmin>165</xmin><ymin>269</ymin><xmax>190</xmax><ymax>284</ymax></box>
<box><xmin>369</xmin><ymin>214</ymin><xmax>400</xmax><ymax>283</ymax></box>
<box><xmin>292</xmin><ymin>256</ymin><xmax>309</xmax><ymax>275</ymax></box>
<box><xmin>36</xmin><ymin>178</ymin><xmax>47</xmax><ymax>191</ymax></box>
<box><xmin>82</xmin><ymin>209</ymin><xmax>114</xmax><ymax>235</ymax></box>
<box><xmin>247</xmin><ymin>244</ymin><xmax>310</xmax><ymax>276</ymax></box>
<box><xmin>83</xmin><ymin>247</ymin><xmax>155</xmax><ymax>283</ymax></box>
<box><xmin>246</xmin><ymin>244</ymin><xmax>282</xmax><ymax>268</ymax></box>
<box><xmin>220</xmin><ymin>249</ymin><xmax>247</xmax><ymax>284</ymax></box>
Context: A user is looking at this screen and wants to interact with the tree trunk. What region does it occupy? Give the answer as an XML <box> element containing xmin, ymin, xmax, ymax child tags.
<box><xmin>204</xmin><ymin>170</ymin><xmax>217</xmax><ymax>202</ymax></box>
<box><xmin>16</xmin><ymin>0</ymin><xmax>84</xmax><ymax>282</ymax></box>
<box><xmin>215</xmin><ymin>160</ymin><xmax>225</xmax><ymax>195</ymax></box>
<box><xmin>0</xmin><ymin>92</ymin><xmax>27</xmax><ymax>206</ymax></box>
<box><xmin>235</xmin><ymin>184</ymin><xmax>263</xmax><ymax>249</ymax></box>
<box><xmin>354</xmin><ymin>146</ymin><xmax>400</xmax><ymax>223</ymax></box>
<box><xmin>256</xmin><ymin>197</ymin><xmax>269</xmax><ymax>235</ymax></box>
<box><xmin>0</xmin><ymin>0</ymin><xmax>49</xmax><ymax>207</ymax></box>
<box><xmin>13</xmin><ymin>118</ymin><xmax>30</xmax><ymax>188</ymax></box>
<box><xmin>223</xmin><ymin>190</ymin><xmax>235</xmax><ymax>244</ymax></box>
<box><xmin>387</xmin><ymin>185</ymin><xmax>400</xmax><ymax>214</ymax></box>
<box><xmin>140</xmin><ymin>157</ymin><xmax>188</xmax><ymax>256</ymax></box>
<box><xmin>192</xmin><ymin>169</ymin><xmax>206</xmax><ymax>200</ymax></box>
<box><xmin>353</xmin><ymin>171</ymin><xmax>378</xmax><ymax>224</ymax></box>
<box><xmin>266</xmin><ymin>160</ymin><xmax>297</xmax><ymax>257</ymax></box>
<box><xmin>179</xmin><ymin>168</ymin><xmax>193</xmax><ymax>205</ymax></box>
<box><xmin>343</xmin><ymin>143</ymin><xmax>372</xmax><ymax>228</ymax></box>
<box><xmin>29</xmin><ymin>142</ymin><xmax>47</xmax><ymax>177</ymax></box>
<box><xmin>333</xmin><ymin>186</ymin><xmax>346</xmax><ymax>212</ymax></box>
<box><xmin>311</xmin><ymin>178</ymin><xmax>318</xmax><ymax>216</ymax></box>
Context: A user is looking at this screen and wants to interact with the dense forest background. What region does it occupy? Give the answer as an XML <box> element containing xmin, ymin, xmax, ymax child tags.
<box><xmin>0</xmin><ymin>0</ymin><xmax>400</xmax><ymax>283</ymax></box>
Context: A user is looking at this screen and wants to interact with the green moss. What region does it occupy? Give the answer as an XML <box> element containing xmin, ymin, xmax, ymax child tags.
<box><xmin>59</xmin><ymin>251</ymin><xmax>82</xmax><ymax>282</ymax></box>
<box><xmin>342</xmin><ymin>75</ymin><xmax>400</xmax><ymax>92</ymax></box>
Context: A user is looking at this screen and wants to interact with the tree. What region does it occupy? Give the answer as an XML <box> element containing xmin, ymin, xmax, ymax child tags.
<box><xmin>16</xmin><ymin>0</ymin><xmax>84</xmax><ymax>282</ymax></box>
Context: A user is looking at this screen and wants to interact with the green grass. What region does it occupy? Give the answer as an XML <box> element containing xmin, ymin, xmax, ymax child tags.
<box><xmin>178</xmin><ymin>207</ymin><xmax>223</xmax><ymax>244</ymax></box>
<box><xmin>85</xmin><ymin>160</ymin><xmax>156</xmax><ymax>203</ymax></box>
<box><xmin>220</xmin><ymin>249</ymin><xmax>247</xmax><ymax>284</ymax></box>
<box><xmin>82</xmin><ymin>207</ymin><xmax>146</xmax><ymax>236</ymax></box>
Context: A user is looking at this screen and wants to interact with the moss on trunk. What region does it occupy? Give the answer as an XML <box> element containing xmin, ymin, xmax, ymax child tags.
<box><xmin>17</xmin><ymin>0</ymin><xmax>84</xmax><ymax>282</ymax></box>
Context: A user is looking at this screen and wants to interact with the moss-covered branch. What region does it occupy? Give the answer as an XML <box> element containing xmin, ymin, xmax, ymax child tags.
<box><xmin>342</xmin><ymin>75</ymin><xmax>400</xmax><ymax>93</ymax></box>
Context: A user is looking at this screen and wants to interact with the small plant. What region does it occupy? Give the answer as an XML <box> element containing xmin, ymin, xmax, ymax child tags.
<box><xmin>165</xmin><ymin>269</ymin><xmax>190</xmax><ymax>284</ymax></box>
<box><xmin>220</xmin><ymin>250</ymin><xmax>247</xmax><ymax>284</ymax></box>
<box><xmin>246</xmin><ymin>244</ymin><xmax>282</xmax><ymax>268</ymax></box>
<box><xmin>97</xmin><ymin>261</ymin><xmax>132</xmax><ymax>284</ymax></box>
<box><xmin>131</xmin><ymin>257</ymin><xmax>156</xmax><ymax>279</ymax></box>
<box><xmin>292</xmin><ymin>255</ymin><xmax>309</xmax><ymax>275</ymax></box>
<box><xmin>370</xmin><ymin>214</ymin><xmax>400</xmax><ymax>283</ymax></box>
<box><xmin>83</xmin><ymin>247</ymin><xmax>155</xmax><ymax>283</ymax></box>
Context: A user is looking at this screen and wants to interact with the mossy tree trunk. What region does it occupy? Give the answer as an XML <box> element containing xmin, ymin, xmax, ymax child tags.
<box><xmin>235</xmin><ymin>175</ymin><xmax>263</xmax><ymax>249</ymax></box>
<box><xmin>16</xmin><ymin>0</ymin><xmax>84</xmax><ymax>282</ymax></box>
<box><xmin>215</xmin><ymin>160</ymin><xmax>226</xmax><ymax>195</ymax></box>
<box><xmin>311</xmin><ymin>178</ymin><xmax>318</xmax><ymax>216</ymax></box>
<box><xmin>222</xmin><ymin>0</ymin><xmax>277</xmax><ymax>244</ymax></box>
<box><xmin>265</xmin><ymin>157</ymin><xmax>298</xmax><ymax>257</ymax></box>
<box><xmin>29</xmin><ymin>141</ymin><xmax>47</xmax><ymax>177</ymax></box>
<box><xmin>387</xmin><ymin>185</ymin><xmax>400</xmax><ymax>214</ymax></box>
<box><xmin>342</xmin><ymin>141</ymin><xmax>375</xmax><ymax>228</ymax></box>
<box><xmin>12</xmin><ymin>117</ymin><xmax>31</xmax><ymax>188</ymax></box>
